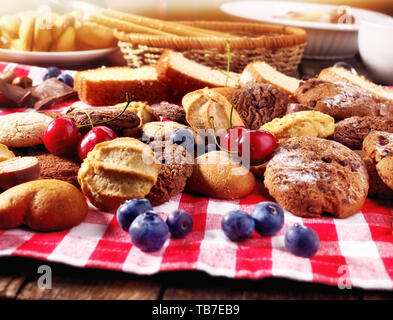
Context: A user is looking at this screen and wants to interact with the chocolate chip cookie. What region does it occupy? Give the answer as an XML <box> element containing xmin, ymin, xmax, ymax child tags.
<box><xmin>146</xmin><ymin>141</ymin><xmax>193</xmax><ymax>206</ymax></box>
<box><xmin>232</xmin><ymin>83</ymin><xmax>290</xmax><ymax>129</ymax></box>
<box><xmin>264</xmin><ymin>136</ymin><xmax>369</xmax><ymax>218</ymax></box>
<box><xmin>329</xmin><ymin>116</ymin><xmax>393</xmax><ymax>150</ymax></box>
<box><xmin>363</xmin><ymin>131</ymin><xmax>393</xmax><ymax>191</ymax></box>
<box><xmin>295</xmin><ymin>79</ymin><xmax>391</xmax><ymax>120</ymax></box>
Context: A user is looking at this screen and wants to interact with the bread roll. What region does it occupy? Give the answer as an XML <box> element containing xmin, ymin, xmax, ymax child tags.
<box><xmin>0</xmin><ymin>179</ymin><xmax>88</xmax><ymax>231</ymax></box>
<box><xmin>186</xmin><ymin>151</ymin><xmax>256</xmax><ymax>199</ymax></box>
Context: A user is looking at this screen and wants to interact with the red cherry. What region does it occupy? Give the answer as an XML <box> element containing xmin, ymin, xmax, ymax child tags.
<box><xmin>219</xmin><ymin>126</ymin><xmax>248</xmax><ymax>152</ymax></box>
<box><xmin>43</xmin><ymin>117</ymin><xmax>81</xmax><ymax>156</ymax></box>
<box><xmin>238</xmin><ymin>130</ymin><xmax>277</xmax><ymax>166</ymax></box>
<box><xmin>78</xmin><ymin>126</ymin><xmax>117</xmax><ymax>161</ymax></box>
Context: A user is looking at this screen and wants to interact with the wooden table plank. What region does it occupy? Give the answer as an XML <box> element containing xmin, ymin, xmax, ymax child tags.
<box><xmin>15</xmin><ymin>261</ymin><xmax>162</xmax><ymax>300</ymax></box>
<box><xmin>158</xmin><ymin>271</ymin><xmax>392</xmax><ymax>300</ymax></box>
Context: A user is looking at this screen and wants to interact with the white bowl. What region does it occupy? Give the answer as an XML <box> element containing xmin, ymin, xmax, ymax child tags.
<box><xmin>358</xmin><ymin>20</ymin><xmax>393</xmax><ymax>85</ymax></box>
<box><xmin>220</xmin><ymin>1</ymin><xmax>393</xmax><ymax>59</ymax></box>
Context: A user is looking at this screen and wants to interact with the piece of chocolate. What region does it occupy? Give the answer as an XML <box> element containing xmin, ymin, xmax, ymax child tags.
<box><xmin>29</xmin><ymin>78</ymin><xmax>77</xmax><ymax>110</ymax></box>
<box><xmin>0</xmin><ymin>79</ymin><xmax>37</xmax><ymax>107</ymax></box>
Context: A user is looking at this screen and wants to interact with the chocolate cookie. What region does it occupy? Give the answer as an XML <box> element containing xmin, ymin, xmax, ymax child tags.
<box><xmin>154</xmin><ymin>101</ymin><xmax>187</xmax><ymax>124</ymax></box>
<box><xmin>354</xmin><ymin>150</ymin><xmax>393</xmax><ymax>200</ymax></box>
<box><xmin>146</xmin><ymin>141</ymin><xmax>193</xmax><ymax>206</ymax></box>
<box><xmin>363</xmin><ymin>131</ymin><xmax>393</xmax><ymax>191</ymax></box>
<box><xmin>27</xmin><ymin>147</ymin><xmax>80</xmax><ymax>186</ymax></box>
<box><xmin>264</xmin><ymin>136</ymin><xmax>369</xmax><ymax>218</ymax></box>
<box><xmin>232</xmin><ymin>83</ymin><xmax>290</xmax><ymax>129</ymax></box>
<box><xmin>295</xmin><ymin>79</ymin><xmax>390</xmax><ymax>120</ymax></box>
<box><xmin>329</xmin><ymin>116</ymin><xmax>393</xmax><ymax>150</ymax></box>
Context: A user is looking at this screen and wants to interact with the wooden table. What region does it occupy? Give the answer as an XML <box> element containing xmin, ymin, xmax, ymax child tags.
<box><xmin>0</xmin><ymin>54</ymin><xmax>392</xmax><ymax>301</ymax></box>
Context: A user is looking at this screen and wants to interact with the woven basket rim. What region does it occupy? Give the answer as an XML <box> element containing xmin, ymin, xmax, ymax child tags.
<box><xmin>114</xmin><ymin>20</ymin><xmax>307</xmax><ymax>51</ymax></box>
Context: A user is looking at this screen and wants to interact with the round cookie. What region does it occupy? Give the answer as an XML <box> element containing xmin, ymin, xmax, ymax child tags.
<box><xmin>295</xmin><ymin>79</ymin><xmax>389</xmax><ymax>120</ymax></box>
<box><xmin>0</xmin><ymin>112</ymin><xmax>53</xmax><ymax>148</ymax></box>
<box><xmin>363</xmin><ymin>131</ymin><xmax>393</xmax><ymax>191</ymax></box>
<box><xmin>27</xmin><ymin>148</ymin><xmax>80</xmax><ymax>187</ymax></box>
<box><xmin>264</xmin><ymin>136</ymin><xmax>369</xmax><ymax>218</ymax></box>
<box><xmin>354</xmin><ymin>150</ymin><xmax>393</xmax><ymax>200</ymax></box>
<box><xmin>146</xmin><ymin>140</ymin><xmax>193</xmax><ymax>206</ymax></box>
<box><xmin>232</xmin><ymin>83</ymin><xmax>290</xmax><ymax>129</ymax></box>
<box><xmin>78</xmin><ymin>137</ymin><xmax>161</xmax><ymax>212</ymax></box>
<box><xmin>329</xmin><ymin>116</ymin><xmax>393</xmax><ymax>150</ymax></box>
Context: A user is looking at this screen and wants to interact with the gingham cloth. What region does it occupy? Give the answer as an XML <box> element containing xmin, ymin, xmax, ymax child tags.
<box><xmin>0</xmin><ymin>62</ymin><xmax>392</xmax><ymax>291</ymax></box>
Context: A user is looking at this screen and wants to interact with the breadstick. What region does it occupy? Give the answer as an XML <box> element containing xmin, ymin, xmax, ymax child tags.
<box><xmin>89</xmin><ymin>13</ymin><xmax>174</xmax><ymax>36</ymax></box>
<box><xmin>100</xmin><ymin>9</ymin><xmax>236</xmax><ymax>38</ymax></box>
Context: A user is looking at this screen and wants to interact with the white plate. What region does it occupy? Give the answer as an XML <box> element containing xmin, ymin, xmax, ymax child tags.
<box><xmin>221</xmin><ymin>1</ymin><xmax>393</xmax><ymax>59</ymax></box>
<box><xmin>0</xmin><ymin>47</ymin><xmax>119</xmax><ymax>66</ymax></box>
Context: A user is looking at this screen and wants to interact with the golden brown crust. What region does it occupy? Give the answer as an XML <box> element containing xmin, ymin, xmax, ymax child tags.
<box><xmin>78</xmin><ymin>137</ymin><xmax>161</xmax><ymax>212</ymax></box>
<box><xmin>156</xmin><ymin>50</ymin><xmax>239</xmax><ymax>102</ymax></box>
<box><xmin>74</xmin><ymin>67</ymin><xmax>171</xmax><ymax>106</ymax></box>
<box><xmin>186</xmin><ymin>151</ymin><xmax>256</xmax><ymax>199</ymax></box>
<box><xmin>0</xmin><ymin>179</ymin><xmax>88</xmax><ymax>231</ymax></box>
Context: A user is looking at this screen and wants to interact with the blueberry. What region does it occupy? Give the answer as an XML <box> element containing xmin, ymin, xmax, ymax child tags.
<box><xmin>285</xmin><ymin>223</ymin><xmax>320</xmax><ymax>258</ymax></box>
<box><xmin>170</xmin><ymin>128</ymin><xmax>195</xmax><ymax>154</ymax></box>
<box><xmin>251</xmin><ymin>201</ymin><xmax>284</xmax><ymax>236</ymax></box>
<box><xmin>221</xmin><ymin>210</ymin><xmax>255</xmax><ymax>242</ymax></box>
<box><xmin>43</xmin><ymin>66</ymin><xmax>61</xmax><ymax>80</ymax></box>
<box><xmin>129</xmin><ymin>211</ymin><xmax>169</xmax><ymax>252</ymax></box>
<box><xmin>166</xmin><ymin>210</ymin><xmax>193</xmax><ymax>238</ymax></box>
<box><xmin>116</xmin><ymin>198</ymin><xmax>153</xmax><ymax>231</ymax></box>
<box><xmin>57</xmin><ymin>73</ymin><xmax>74</xmax><ymax>87</ymax></box>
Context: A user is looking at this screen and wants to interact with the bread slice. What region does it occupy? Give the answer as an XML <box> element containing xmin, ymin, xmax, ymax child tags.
<box><xmin>318</xmin><ymin>67</ymin><xmax>393</xmax><ymax>107</ymax></box>
<box><xmin>240</xmin><ymin>61</ymin><xmax>301</xmax><ymax>98</ymax></box>
<box><xmin>156</xmin><ymin>50</ymin><xmax>240</xmax><ymax>101</ymax></box>
<box><xmin>74</xmin><ymin>66</ymin><xmax>171</xmax><ymax>106</ymax></box>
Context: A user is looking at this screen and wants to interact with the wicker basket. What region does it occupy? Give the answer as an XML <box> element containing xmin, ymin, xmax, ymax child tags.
<box><xmin>115</xmin><ymin>21</ymin><xmax>307</xmax><ymax>75</ymax></box>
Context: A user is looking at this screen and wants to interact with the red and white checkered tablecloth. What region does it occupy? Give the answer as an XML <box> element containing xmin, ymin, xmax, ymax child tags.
<box><xmin>0</xmin><ymin>62</ymin><xmax>393</xmax><ymax>291</ymax></box>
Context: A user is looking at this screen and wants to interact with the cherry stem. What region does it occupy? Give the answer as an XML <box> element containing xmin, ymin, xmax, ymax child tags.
<box><xmin>77</xmin><ymin>93</ymin><xmax>132</xmax><ymax>129</ymax></box>
<box><xmin>229</xmin><ymin>100</ymin><xmax>234</xmax><ymax>130</ymax></box>
<box><xmin>209</xmin><ymin>116</ymin><xmax>237</xmax><ymax>154</ymax></box>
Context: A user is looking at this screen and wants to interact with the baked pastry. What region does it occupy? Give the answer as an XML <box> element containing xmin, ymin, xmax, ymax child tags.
<box><xmin>139</xmin><ymin>121</ymin><xmax>190</xmax><ymax>142</ymax></box>
<box><xmin>0</xmin><ymin>144</ymin><xmax>15</xmax><ymax>162</ymax></box>
<box><xmin>232</xmin><ymin>83</ymin><xmax>290</xmax><ymax>129</ymax></box>
<box><xmin>318</xmin><ymin>67</ymin><xmax>393</xmax><ymax>113</ymax></box>
<box><xmin>146</xmin><ymin>140</ymin><xmax>193</xmax><ymax>206</ymax></box>
<box><xmin>0</xmin><ymin>112</ymin><xmax>53</xmax><ymax>147</ymax></box>
<box><xmin>156</xmin><ymin>50</ymin><xmax>240</xmax><ymax>101</ymax></box>
<box><xmin>65</xmin><ymin>106</ymin><xmax>140</xmax><ymax>135</ymax></box>
<box><xmin>154</xmin><ymin>101</ymin><xmax>187</xmax><ymax>124</ymax></box>
<box><xmin>354</xmin><ymin>150</ymin><xmax>393</xmax><ymax>200</ymax></box>
<box><xmin>115</xmin><ymin>101</ymin><xmax>159</xmax><ymax>137</ymax></box>
<box><xmin>329</xmin><ymin>116</ymin><xmax>393</xmax><ymax>150</ymax></box>
<box><xmin>295</xmin><ymin>79</ymin><xmax>393</xmax><ymax>120</ymax></box>
<box><xmin>182</xmin><ymin>87</ymin><xmax>245</xmax><ymax>134</ymax></box>
<box><xmin>363</xmin><ymin>131</ymin><xmax>393</xmax><ymax>191</ymax></box>
<box><xmin>0</xmin><ymin>179</ymin><xmax>88</xmax><ymax>231</ymax></box>
<box><xmin>74</xmin><ymin>66</ymin><xmax>171</xmax><ymax>106</ymax></box>
<box><xmin>186</xmin><ymin>151</ymin><xmax>256</xmax><ymax>199</ymax></box>
<box><xmin>264</xmin><ymin>136</ymin><xmax>369</xmax><ymax>218</ymax></box>
<box><xmin>240</xmin><ymin>61</ymin><xmax>300</xmax><ymax>98</ymax></box>
<box><xmin>78</xmin><ymin>137</ymin><xmax>161</xmax><ymax>212</ymax></box>
<box><xmin>0</xmin><ymin>156</ymin><xmax>40</xmax><ymax>189</ymax></box>
<box><xmin>260</xmin><ymin>110</ymin><xmax>335</xmax><ymax>143</ymax></box>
